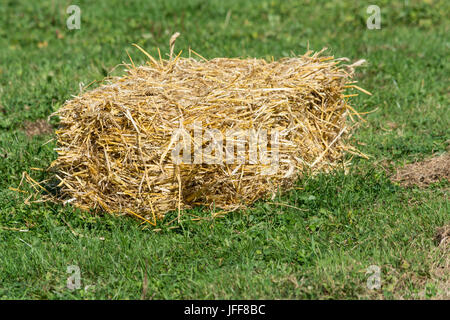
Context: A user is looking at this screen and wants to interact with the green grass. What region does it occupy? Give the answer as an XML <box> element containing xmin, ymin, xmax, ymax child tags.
<box><xmin>0</xmin><ymin>0</ymin><xmax>449</xmax><ymax>299</ymax></box>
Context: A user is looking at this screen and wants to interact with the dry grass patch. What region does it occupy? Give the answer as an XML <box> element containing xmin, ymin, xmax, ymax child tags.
<box><xmin>391</xmin><ymin>153</ymin><xmax>450</xmax><ymax>188</ymax></box>
<box><xmin>23</xmin><ymin>119</ymin><xmax>53</xmax><ymax>137</ymax></box>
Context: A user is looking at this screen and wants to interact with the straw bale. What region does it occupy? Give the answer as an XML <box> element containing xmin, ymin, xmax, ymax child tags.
<box><xmin>46</xmin><ymin>46</ymin><xmax>367</xmax><ymax>224</ymax></box>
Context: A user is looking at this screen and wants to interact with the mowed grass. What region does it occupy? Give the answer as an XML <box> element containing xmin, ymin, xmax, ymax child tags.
<box><xmin>0</xmin><ymin>0</ymin><xmax>449</xmax><ymax>299</ymax></box>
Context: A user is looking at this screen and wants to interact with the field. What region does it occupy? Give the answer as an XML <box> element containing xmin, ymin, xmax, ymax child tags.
<box><xmin>0</xmin><ymin>0</ymin><xmax>448</xmax><ymax>299</ymax></box>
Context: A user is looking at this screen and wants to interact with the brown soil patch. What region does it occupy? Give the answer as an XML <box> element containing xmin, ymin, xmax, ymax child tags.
<box><xmin>23</xmin><ymin>119</ymin><xmax>53</xmax><ymax>137</ymax></box>
<box><xmin>391</xmin><ymin>154</ymin><xmax>450</xmax><ymax>187</ymax></box>
<box><xmin>435</xmin><ymin>225</ymin><xmax>450</xmax><ymax>249</ymax></box>
<box><xmin>430</xmin><ymin>225</ymin><xmax>450</xmax><ymax>299</ymax></box>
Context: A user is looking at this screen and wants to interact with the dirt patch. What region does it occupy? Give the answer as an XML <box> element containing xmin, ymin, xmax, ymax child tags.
<box><xmin>429</xmin><ymin>225</ymin><xmax>450</xmax><ymax>299</ymax></box>
<box><xmin>391</xmin><ymin>154</ymin><xmax>450</xmax><ymax>187</ymax></box>
<box><xmin>430</xmin><ymin>264</ymin><xmax>450</xmax><ymax>299</ymax></box>
<box><xmin>435</xmin><ymin>225</ymin><xmax>450</xmax><ymax>249</ymax></box>
<box><xmin>23</xmin><ymin>119</ymin><xmax>53</xmax><ymax>137</ymax></box>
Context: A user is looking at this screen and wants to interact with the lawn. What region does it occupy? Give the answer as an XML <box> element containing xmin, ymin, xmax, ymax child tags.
<box><xmin>0</xmin><ymin>0</ymin><xmax>448</xmax><ymax>299</ymax></box>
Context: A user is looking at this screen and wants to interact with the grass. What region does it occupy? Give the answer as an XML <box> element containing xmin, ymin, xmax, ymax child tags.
<box><xmin>0</xmin><ymin>0</ymin><xmax>449</xmax><ymax>299</ymax></box>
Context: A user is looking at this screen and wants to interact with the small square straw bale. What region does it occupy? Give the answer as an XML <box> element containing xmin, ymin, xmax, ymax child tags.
<box><xmin>36</xmin><ymin>37</ymin><xmax>369</xmax><ymax>225</ymax></box>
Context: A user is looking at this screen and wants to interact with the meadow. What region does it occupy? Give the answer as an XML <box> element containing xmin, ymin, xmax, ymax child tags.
<box><xmin>0</xmin><ymin>0</ymin><xmax>448</xmax><ymax>299</ymax></box>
